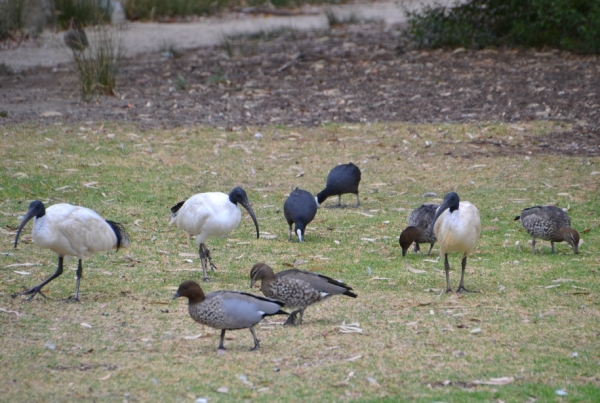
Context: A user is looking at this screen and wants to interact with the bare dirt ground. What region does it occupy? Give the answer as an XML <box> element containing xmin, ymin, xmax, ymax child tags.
<box><xmin>1</xmin><ymin>18</ymin><xmax>599</xmax><ymax>157</ymax></box>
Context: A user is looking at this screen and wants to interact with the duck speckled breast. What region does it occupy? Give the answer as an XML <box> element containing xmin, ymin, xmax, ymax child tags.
<box><xmin>188</xmin><ymin>295</ymin><xmax>226</xmax><ymax>328</ymax></box>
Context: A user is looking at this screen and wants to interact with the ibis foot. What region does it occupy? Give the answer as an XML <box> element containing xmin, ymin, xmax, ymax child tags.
<box><xmin>456</xmin><ymin>286</ymin><xmax>478</xmax><ymax>293</ymax></box>
<box><xmin>13</xmin><ymin>286</ymin><xmax>48</xmax><ymax>301</ymax></box>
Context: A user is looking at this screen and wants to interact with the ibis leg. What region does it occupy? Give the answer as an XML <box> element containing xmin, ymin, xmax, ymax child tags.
<box><xmin>218</xmin><ymin>329</ymin><xmax>227</xmax><ymax>351</ymax></box>
<box><xmin>444</xmin><ymin>254</ymin><xmax>452</xmax><ymax>293</ymax></box>
<box><xmin>531</xmin><ymin>238</ymin><xmax>536</xmax><ymax>254</ymax></box>
<box><xmin>551</xmin><ymin>241</ymin><xmax>556</xmax><ymax>254</ymax></box>
<box><xmin>249</xmin><ymin>326</ymin><xmax>261</xmax><ymax>351</ymax></box>
<box><xmin>456</xmin><ymin>256</ymin><xmax>477</xmax><ymax>293</ymax></box>
<box><xmin>71</xmin><ymin>259</ymin><xmax>83</xmax><ymax>302</ymax></box>
<box><xmin>355</xmin><ymin>193</ymin><xmax>360</xmax><ymax>207</ymax></box>
<box><xmin>198</xmin><ymin>245</ymin><xmax>208</xmax><ymax>281</ymax></box>
<box><xmin>288</xmin><ymin>224</ymin><xmax>293</xmax><ymax>242</ymax></box>
<box><xmin>414</xmin><ymin>242</ymin><xmax>421</xmax><ymax>253</ymax></box>
<box><xmin>337</xmin><ymin>195</ymin><xmax>342</xmax><ymax>207</ymax></box>
<box><xmin>12</xmin><ymin>256</ymin><xmax>65</xmax><ymax>300</ymax></box>
<box><xmin>203</xmin><ymin>245</ymin><xmax>218</xmax><ymax>272</ymax></box>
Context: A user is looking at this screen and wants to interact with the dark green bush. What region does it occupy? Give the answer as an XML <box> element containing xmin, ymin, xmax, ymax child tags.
<box><xmin>122</xmin><ymin>0</ymin><xmax>345</xmax><ymax>21</ymax></box>
<box><xmin>404</xmin><ymin>0</ymin><xmax>600</xmax><ymax>54</ymax></box>
<box><xmin>55</xmin><ymin>0</ymin><xmax>112</xmax><ymax>29</ymax></box>
<box><xmin>0</xmin><ymin>0</ymin><xmax>25</xmax><ymax>40</ymax></box>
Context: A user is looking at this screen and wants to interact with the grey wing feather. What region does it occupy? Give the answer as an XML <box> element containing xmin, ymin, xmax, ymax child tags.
<box><xmin>408</xmin><ymin>204</ymin><xmax>438</xmax><ymax>243</ymax></box>
<box><xmin>276</xmin><ymin>269</ymin><xmax>355</xmax><ymax>296</ymax></box>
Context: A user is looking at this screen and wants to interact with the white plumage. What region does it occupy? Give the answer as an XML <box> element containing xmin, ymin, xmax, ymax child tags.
<box><xmin>431</xmin><ymin>192</ymin><xmax>481</xmax><ymax>293</ymax></box>
<box><xmin>169</xmin><ymin>186</ymin><xmax>259</xmax><ymax>281</ymax></box>
<box><xmin>13</xmin><ymin>200</ymin><xmax>129</xmax><ymax>301</ymax></box>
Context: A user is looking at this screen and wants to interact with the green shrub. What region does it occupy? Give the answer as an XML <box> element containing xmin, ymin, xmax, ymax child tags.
<box><xmin>122</xmin><ymin>0</ymin><xmax>346</xmax><ymax>21</ymax></box>
<box><xmin>404</xmin><ymin>0</ymin><xmax>600</xmax><ymax>54</ymax></box>
<box><xmin>55</xmin><ymin>0</ymin><xmax>112</xmax><ymax>29</ymax></box>
<box><xmin>0</xmin><ymin>0</ymin><xmax>25</xmax><ymax>40</ymax></box>
<box><xmin>123</xmin><ymin>0</ymin><xmax>230</xmax><ymax>20</ymax></box>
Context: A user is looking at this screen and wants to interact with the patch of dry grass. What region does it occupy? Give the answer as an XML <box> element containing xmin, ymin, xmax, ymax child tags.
<box><xmin>0</xmin><ymin>121</ymin><xmax>599</xmax><ymax>402</ymax></box>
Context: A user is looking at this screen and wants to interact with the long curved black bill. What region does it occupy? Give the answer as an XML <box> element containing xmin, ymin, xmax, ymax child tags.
<box><xmin>14</xmin><ymin>209</ymin><xmax>36</xmax><ymax>248</ymax></box>
<box><xmin>240</xmin><ymin>199</ymin><xmax>260</xmax><ymax>239</ymax></box>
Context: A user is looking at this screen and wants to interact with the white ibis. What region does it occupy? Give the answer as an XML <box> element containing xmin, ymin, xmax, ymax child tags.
<box><xmin>64</xmin><ymin>18</ymin><xmax>88</xmax><ymax>52</ymax></box>
<box><xmin>169</xmin><ymin>186</ymin><xmax>259</xmax><ymax>281</ymax></box>
<box><xmin>250</xmin><ymin>263</ymin><xmax>357</xmax><ymax>326</ymax></box>
<box><xmin>283</xmin><ymin>187</ymin><xmax>317</xmax><ymax>242</ymax></box>
<box><xmin>13</xmin><ymin>200</ymin><xmax>129</xmax><ymax>301</ymax></box>
<box><xmin>173</xmin><ymin>280</ymin><xmax>287</xmax><ymax>351</ymax></box>
<box><xmin>430</xmin><ymin>192</ymin><xmax>481</xmax><ymax>293</ymax></box>
<box><xmin>515</xmin><ymin>205</ymin><xmax>579</xmax><ymax>254</ymax></box>
<box><xmin>315</xmin><ymin>162</ymin><xmax>361</xmax><ymax>207</ymax></box>
<box><xmin>399</xmin><ymin>203</ymin><xmax>439</xmax><ymax>257</ymax></box>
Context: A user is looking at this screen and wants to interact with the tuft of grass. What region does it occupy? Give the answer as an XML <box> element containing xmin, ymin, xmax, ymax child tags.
<box><xmin>175</xmin><ymin>74</ymin><xmax>187</xmax><ymax>91</ymax></box>
<box><xmin>206</xmin><ymin>64</ymin><xmax>228</xmax><ymax>84</ymax></box>
<box><xmin>0</xmin><ymin>121</ymin><xmax>599</xmax><ymax>402</ymax></box>
<box><xmin>68</xmin><ymin>24</ymin><xmax>125</xmax><ymax>99</ymax></box>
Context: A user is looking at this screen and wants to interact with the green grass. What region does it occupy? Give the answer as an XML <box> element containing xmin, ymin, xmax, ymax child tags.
<box><xmin>1</xmin><ymin>121</ymin><xmax>599</xmax><ymax>401</ymax></box>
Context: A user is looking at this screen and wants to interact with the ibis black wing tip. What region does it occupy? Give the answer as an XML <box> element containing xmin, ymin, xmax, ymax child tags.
<box><xmin>170</xmin><ymin>201</ymin><xmax>185</xmax><ymax>214</ymax></box>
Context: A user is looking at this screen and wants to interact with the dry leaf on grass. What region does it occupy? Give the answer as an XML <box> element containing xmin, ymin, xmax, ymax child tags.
<box><xmin>238</xmin><ymin>375</ymin><xmax>254</xmax><ymax>388</ymax></box>
<box><xmin>472</xmin><ymin>376</ymin><xmax>514</xmax><ymax>386</ymax></box>
<box><xmin>182</xmin><ymin>334</ymin><xmax>202</xmax><ymax>340</ymax></box>
<box><xmin>216</xmin><ymin>386</ymin><xmax>229</xmax><ymax>393</ymax></box>
<box><xmin>406</xmin><ymin>264</ymin><xmax>427</xmax><ymax>274</ymax></box>
<box><xmin>336</xmin><ymin>322</ymin><xmax>363</xmax><ymax>334</ymax></box>
<box><xmin>98</xmin><ymin>373</ymin><xmax>111</xmax><ymax>381</ymax></box>
<box><xmin>5</xmin><ymin>263</ymin><xmax>38</xmax><ymax>268</ymax></box>
<box><xmin>0</xmin><ymin>308</ymin><xmax>21</xmax><ymax>317</ymax></box>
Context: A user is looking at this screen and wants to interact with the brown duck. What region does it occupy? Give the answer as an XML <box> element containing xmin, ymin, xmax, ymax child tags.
<box><xmin>173</xmin><ymin>280</ymin><xmax>287</xmax><ymax>351</ymax></box>
<box><xmin>399</xmin><ymin>203</ymin><xmax>439</xmax><ymax>257</ymax></box>
<box><xmin>249</xmin><ymin>263</ymin><xmax>357</xmax><ymax>326</ymax></box>
<box><xmin>515</xmin><ymin>205</ymin><xmax>580</xmax><ymax>254</ymax></box>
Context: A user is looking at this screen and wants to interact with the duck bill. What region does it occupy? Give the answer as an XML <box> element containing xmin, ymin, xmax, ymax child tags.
<box><xmin>240</xmin><ymin>200</ymin><xmax>260</xmax><ymax>239</ymax></box>
<box><xmin>172</xmin><ymin>291</ymin><xmax>181</xmax><ymax>300</ymax></box>
<box><xmin>14</xmin><ymin>209</ymin><xmax>36</xmax><ymax>248</ymax></box>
